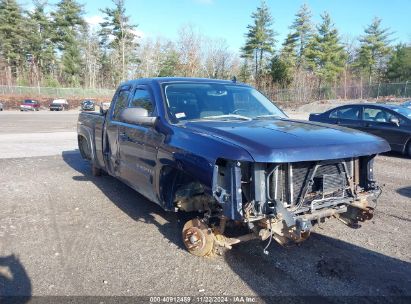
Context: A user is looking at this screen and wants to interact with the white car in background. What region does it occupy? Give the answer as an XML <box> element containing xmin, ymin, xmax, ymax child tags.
<box><xmin>49</xmin><ymin>99</ymin><xmax>69</xmax><ymax>111</ymax></box>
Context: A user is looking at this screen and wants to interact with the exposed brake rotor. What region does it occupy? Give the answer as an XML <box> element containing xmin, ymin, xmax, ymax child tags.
<box><xmin>182</xmin><ymin>218</ymin><xmax>214</xmax><ymax>257</ymax></box>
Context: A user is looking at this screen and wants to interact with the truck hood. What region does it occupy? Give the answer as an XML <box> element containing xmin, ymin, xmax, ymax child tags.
<box><xmin>183</xmin><ymin>119</ymin><xmax>391</xmax><ymax>162</ymax></box>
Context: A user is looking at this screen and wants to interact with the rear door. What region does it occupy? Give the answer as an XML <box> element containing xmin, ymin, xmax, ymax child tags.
<box><xmin>361</xmin><ymin>106</ymin><xmax>407</xmax><ymax>151</ymax></box>
<box><xmin>104</xmin><ymin>85</ymin><xmax>131</xmax><ymax>176</ymax></box>
<box><xmin>118</xmin><ymin>85</ymin><xmax>163</xmax><ymax>203</ymax></box>
<box><xmin>327</xmin><ymin>105</ymin><xmax>362</xmax><ymax>129</ymax></box>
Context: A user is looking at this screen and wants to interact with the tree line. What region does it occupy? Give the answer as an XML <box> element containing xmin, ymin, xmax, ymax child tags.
<box><xmin>242</xmin><ymin>2</ymin><xmax>410</xmax><ymax>94</ymax></box>
<box><xmin>0</xmin><ymin>0</ymin><xmax>409</xmax><ymax>91</ymax></box>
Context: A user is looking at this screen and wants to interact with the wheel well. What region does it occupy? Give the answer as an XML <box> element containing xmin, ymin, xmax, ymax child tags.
<box><xmin>78</xmin><ymin>135</ymin><xmax>92</xmax><ymax>160</ymax></box>
<box><xmin>159</xmin><ymin>166</ymin><xmax>213</xmax><ymax>212</ymax></box>
<box><xmin>405</xmin><ymin>138</ymin><xmax>411</xmax><ymax>156</ymax></box>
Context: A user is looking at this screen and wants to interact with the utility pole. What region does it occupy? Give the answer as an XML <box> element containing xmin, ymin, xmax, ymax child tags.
<box><xmin>360</xmin><ymin>76</ymin><xmax>363</xmax><ymax>100</ymax></box>
<box><xmin>377</xmin><ymin>83</ymin><xmax>381</xmax><ymax>99</ymax></box>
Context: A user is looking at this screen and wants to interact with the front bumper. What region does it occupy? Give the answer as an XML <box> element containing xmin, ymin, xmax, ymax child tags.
<box><xmin>20</xmin><ymin>106</ymin><xmax>35</xmax><ymax>111</ymax></box>
<box><xmin>212</xmin><ymin>156</ymin><xmax>381</xmax><ymax>244</ymax></box>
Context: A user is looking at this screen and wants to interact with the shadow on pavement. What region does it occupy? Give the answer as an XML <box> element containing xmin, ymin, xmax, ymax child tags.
<box><xmin>0</xmin><ymin>254</ymin><xmax>31</xmax><ymax>303</ymax></box>
<box><xmin>62</xmin><ymin>150</ymin><xmax>411</xmax><ymax>299</ymax></box>
<box><xmin>380</xmin><ymin>151</ymin><xmax>409</xmax><ymax>159</ymax></box>
<box><xmin>397</xmin><ymin>186</ymin><xmax>411</xmax><ymax>199</ymax></box>
<box><xmin>224</xmin><ymin>233</ymin><xmax>411</xmax><ymax>298</ymax></box>
<box><xmin>62</xmin><ymin>150</ymin><xmax>187</xmax><ymax>251</ymax></box>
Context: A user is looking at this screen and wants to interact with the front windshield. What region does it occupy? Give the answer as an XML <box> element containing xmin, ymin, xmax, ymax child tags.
<box><xmin>392</xmin><ymin>106</ymin><xmax>411</xmax><ymax>118</ymax></box>
<box><xmin>163</xmin><ymin>82</ymin><xmax>287</xmax><ymax>122</ymax></box>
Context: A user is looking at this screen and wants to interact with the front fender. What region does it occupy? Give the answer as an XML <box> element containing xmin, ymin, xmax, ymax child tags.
<box><xmin>155</xmin><ymin>125</ymin><xmax>254</xmax><ymax>210</ymax></box>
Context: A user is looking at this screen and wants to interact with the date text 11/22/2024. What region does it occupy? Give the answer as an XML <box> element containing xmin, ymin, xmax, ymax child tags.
<box><xmin>149</xmin><ymin>296</ymin><xmax>258</xmax><ymax>303</ymax></box>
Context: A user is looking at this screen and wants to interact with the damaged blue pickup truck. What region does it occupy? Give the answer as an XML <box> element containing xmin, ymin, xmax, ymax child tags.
<box><xmin>78</xmin><ymin>78</ymin><xmax>390</xmax><ymax>256</ymax></box>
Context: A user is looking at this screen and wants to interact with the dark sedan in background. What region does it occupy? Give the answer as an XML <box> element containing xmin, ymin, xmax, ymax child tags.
<box><xmin>81</xmin><ymin>100</ymin><xmax>95</xmax><ymax>111</ymax></box>
<box><xmin>402</xmin><ymin>100</ymin><xmax>411</xmax><ymax>109</ymax></box>
<box><xmin>309</xmin><ymin>103</ymin><xmax>411</xmax><ymax>157</ymax></box>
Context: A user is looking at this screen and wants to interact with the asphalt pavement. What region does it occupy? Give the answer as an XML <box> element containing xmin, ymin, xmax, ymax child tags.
<box><xmin>0</xmin><ymin>110</ymin><xmax>410</xmax><ymax>301</ymax></box>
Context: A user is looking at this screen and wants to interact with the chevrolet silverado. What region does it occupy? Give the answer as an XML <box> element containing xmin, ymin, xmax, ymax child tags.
<box><xmin>77</xmin><ymin>78</ymin><xmax>390</xmax><ymax>256</ymax></box>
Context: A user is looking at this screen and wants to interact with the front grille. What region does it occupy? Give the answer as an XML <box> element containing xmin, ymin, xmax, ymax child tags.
<box><xmin>269</xmin><ymin>159</ymin><xmax>353</xmax><ymax>209</ymax></box>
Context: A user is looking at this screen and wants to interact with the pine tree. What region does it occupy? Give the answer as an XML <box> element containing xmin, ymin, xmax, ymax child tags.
<box><xmin>238</xmin><ymin>59</ymin><xmax>252</xmax><ymax>83</ymax></box>
<box><xmin>26</xmin><ymin>0</ymin><xmax>56</xmax><ymax>85</ymax></box>
<box><xmin>99</xmin><ymin>0</ymin><xmax>139</xmax><ymax>84</ymax></box>
<box><xmin>271</xmin><ymin>33</ymin><xmax>298</xmax><ymax>86</ymax></box>
<box><xmin>241</xmin><ymin>0</ymin><xmax>275</xmax><ymax>83</ymax></box>
<box><xmin>52</xmin><ymin>0</ymin><xmax>86</xmax><ymax>86</ymax></box>
<box><xmin>357</xmin><ymin>18</ymin><xmax>393</xmax><ymax>84</ymax></box>
<box><xmin>305</xmin><ymin>12</ymin><xmax>346</xmax><ymax>86</ymax></box>
<box><xmin>0</xmin><ymin>0</ymin><xmax>27</xmax><ymax>83</ymax></box>
<box><xmin>158</xmin><ymin>47</ymin><xmax>180</xmax><ymax>77</ymax></box>
<box><xmin>61</xmin><ymin>43</ymin><xmax>82</xmax><ymax>86</ymax></box>
<box><xmin>385</xmin><ymin>44</ymin><xmax>411</xmax><ymax>82</ymax></box>
<box><xmin>289</xmin><ymin>3</ymin><xmax>313</xmax><ymax>66</ymax></box>
<box><xmin>270</xmin><ymin>56</ymin><xmax>291</xmax><ymax>86</ymax></box>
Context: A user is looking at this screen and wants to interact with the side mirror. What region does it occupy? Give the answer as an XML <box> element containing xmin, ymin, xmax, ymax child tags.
<box><xmin>390</xmin><ymin>116</ymin><xmax>400</xmax><ymax>127</ymax></box>
<box><xmin>119</xmin><ymin>107</ymin><xmax>157</xmax><ymax>127</ymax></box>
<box><xmin>99</xmin><ymin>102</ymin><xmax>110</xmax><ymax>115</ymax></box>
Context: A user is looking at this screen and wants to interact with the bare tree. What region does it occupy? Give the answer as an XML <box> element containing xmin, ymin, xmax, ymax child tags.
<box><xmin>177</xmin><ymin>24</ymin><xmax>203</xmax><ymax>77</ymax></box>
<box><xmin>342</xmin><ymin>34</ymin><xmax>359</xmax><ymax>99</ymax></box>
<box><xmin>202</xmin><ymin>38</ymin><xmax>235</xmax><ymax>79</ymax></box>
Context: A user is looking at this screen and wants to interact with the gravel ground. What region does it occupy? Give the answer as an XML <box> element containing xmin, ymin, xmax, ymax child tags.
<box><xmin>0</xmin><ymin>111</ymin><xmax>410</xmax><ymax>301</ymax></box>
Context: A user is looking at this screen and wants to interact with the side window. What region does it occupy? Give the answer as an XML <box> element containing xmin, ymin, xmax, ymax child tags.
<box><xmin>112</xmin><ymin>90</ymin><xmax>130</xmax><ymax>120</ymax></box>
<box><xmin>130</xmin><ymin>88</ymin><xmax>154</xmax><ymax>115</ymax></box>
<box><xmin>363</xmin><ymin>108</ymin><xmax>395</xmax><ymax>123</ymax></box>
<box><xmin>329</xmin><ymin>109</ymin><xmax>339</xmax><ymax>119</ymax></box>
<box><xmin>329</xmin><ymin>107</ymin><xmax>359</xmax><ymax>120</ymax></box>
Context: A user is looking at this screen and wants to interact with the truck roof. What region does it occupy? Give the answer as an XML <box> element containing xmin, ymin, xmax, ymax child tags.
<box><xmin>119</xmin><ymin>77</ymin><xmax>248</xmax><ymax>87</ymax></box>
